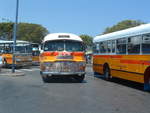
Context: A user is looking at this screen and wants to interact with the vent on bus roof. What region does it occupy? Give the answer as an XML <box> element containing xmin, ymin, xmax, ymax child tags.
<box><xmin>58</xmin><ymin>35</ymin><xmax>70</xmax><ymax>38</ymax></box>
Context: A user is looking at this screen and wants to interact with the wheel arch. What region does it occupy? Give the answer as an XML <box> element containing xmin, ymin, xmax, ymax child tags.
<box><xmin>144</xmin><ymin>66</ymin><xmax>150</xmax><ymax>83</ymax></box>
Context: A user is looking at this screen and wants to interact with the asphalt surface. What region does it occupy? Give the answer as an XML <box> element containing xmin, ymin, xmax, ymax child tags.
<box><xmin>0</xmin><ymin>65</ymin><xmax>150</xmax><ymax>113</ymax></box>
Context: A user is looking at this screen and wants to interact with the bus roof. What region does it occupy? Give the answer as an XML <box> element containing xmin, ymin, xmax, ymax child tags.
<box><xmin>43</xmin><ymin>33</ymin><xmax>83</xmax><ymax>42</ymax></box>
<box><xmin>93</xmin><ymin>23</ymin><xmax>150</xmax><ymax>43</ymax></box>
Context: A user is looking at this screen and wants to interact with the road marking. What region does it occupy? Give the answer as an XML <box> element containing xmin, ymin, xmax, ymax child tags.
<box><xmin>20</xmin><ymin>68</ymin><xmax>40</xmax><ymax>72</ymax></box>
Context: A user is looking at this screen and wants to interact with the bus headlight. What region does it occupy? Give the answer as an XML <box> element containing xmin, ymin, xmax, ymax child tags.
<box><xmin>78</xmin><ymin>62</ymin><xmax>86</xmax><ymax>66</ymax></box>
<box><xmin>43</xmin><ymin>62</ymin><xmax>53</xmax><ymax>71</ymax></box>
<box><xmin>78</xmin><ymin>62</ymin><xmax>86</xmax><ymax>70</ymax></box>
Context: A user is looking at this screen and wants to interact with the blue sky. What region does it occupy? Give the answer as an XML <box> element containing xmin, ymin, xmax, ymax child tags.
<box><xmin>0</xmin><ymin>0</ymin><xmax>150</xmax><ymax>37</ymax></box>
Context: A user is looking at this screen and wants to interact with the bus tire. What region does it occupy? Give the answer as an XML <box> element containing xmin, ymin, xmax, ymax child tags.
<box><xmin>103</xmin><ymin>64</ymin><xmax>111</xmax><ymax>80</ymax></box>
<box><xmin>74</xmin><ymin>74</ymin><xmax>85</xmax><ymax>82</ymax></box>
<box><xmin>144</xmin><ymin>67</ymin><xmax>150</xmax><ymax>91</ymax></box>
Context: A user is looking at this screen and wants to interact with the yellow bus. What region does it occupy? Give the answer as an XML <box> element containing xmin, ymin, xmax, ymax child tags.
<box><xmin>32</xmin><ymin>43</ymin><xmax>40</xmax><ymax>65</ymax></box>
<box><xmin>40</xmin><ymin>33</ymin><xmax>86</xmax><ymax>82</ymax></box>
<box><xmin>0</xmin><ymin>40</ymin><xmax>32</xmax><ymax>68</ymax></box>
<box><xmin>93</xmin><ymin>24</ymin><xmax>150</xmax><ymax>91</ymax></box>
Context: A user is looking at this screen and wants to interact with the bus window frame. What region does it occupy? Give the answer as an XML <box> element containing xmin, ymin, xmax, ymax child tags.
<box><xmin>127</xmin><ymin>35</ymin><xmax>141</xmax><ymax>55</ymax></box>
<box><xmin>99</xmin><ymin>41</ymin><xmax>107</xmax><ymax>54</ymax></box>
<box><xmin>142</xmin><ymin>33</ymin><xmax>150</xmax><ymax>54</ymax></box>
<box><xmin>116</xmin><ymin>38</ymin><xmax>127</xmax><ymax>54</ymax></box>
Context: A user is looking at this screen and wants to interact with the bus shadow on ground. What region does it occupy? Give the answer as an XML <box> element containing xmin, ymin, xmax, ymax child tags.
<box><xmin>2</xmin><ymin>65</ymin><xmax>34</xmax><ymax>69</ymax></box>
<box><xmin>94</xmin><ymin>74</ymin><xmax>144</xmax><ymax>91</ymax></box>
<box><xmin>43</xmin><ymin>76</ymin><xmax>87</xmax><ymax>83</ymax></box>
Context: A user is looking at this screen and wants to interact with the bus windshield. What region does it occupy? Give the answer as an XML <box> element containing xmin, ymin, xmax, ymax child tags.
<box><xmin>44</xmin><ymin>40</ymin><xmax>84</xmax><ymax>52</ymax></box>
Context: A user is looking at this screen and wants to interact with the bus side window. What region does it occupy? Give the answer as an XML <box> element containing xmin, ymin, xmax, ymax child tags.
<box><xmin>142</xmin><ymin>34</ymin><xmax>150</xmax><ymax>54</ymax></box>
<box><xmin>93</xmin><ymin>44</ymin><xmax>96</xmax><ymax>54</ymax></box>
<box><xmin>100</xmin><ymin>41</ymin><xmax>107</xmax><ymax>53</ymax></box>
<box><xmin>128</xmin><ymin>36</ymin><xmax>141</xmax><ymax>54</ymax></box>
<box><xmin>95</xmin><ymin>43</ymin><xmax>99</xmax><ymax>53</ymax></box>
<box><xmin>112</xmin><ymin>40</ymin><xmax>115</xmax><ymax>53</ymax></box>
<box><xmin>107</xmin><ymin>41</ymin><xmax>111</xmax><ymax>53</ymax></box>
<box><xmin>116</xmin><ymin>38</ymin><xmax>126</xmax><ymax>54</ymax></box>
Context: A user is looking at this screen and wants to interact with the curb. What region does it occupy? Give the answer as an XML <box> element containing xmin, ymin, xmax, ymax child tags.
<box><xmin>0</xmin><ymin>69</ymin><xmax>25</xmax><ymax>77</ymax></box>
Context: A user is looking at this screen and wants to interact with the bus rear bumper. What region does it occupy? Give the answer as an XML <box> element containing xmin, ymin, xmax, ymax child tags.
<box><xmin>40</xmin><ymin>71</ymin><xmax>85</xmax><ymax>76</ymax></box>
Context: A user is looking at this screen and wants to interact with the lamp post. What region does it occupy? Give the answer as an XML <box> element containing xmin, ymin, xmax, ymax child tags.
<box><xmin>12</xmin><ymin>0</ymin><xmax>19</xmax><ymax>73</ymax></box>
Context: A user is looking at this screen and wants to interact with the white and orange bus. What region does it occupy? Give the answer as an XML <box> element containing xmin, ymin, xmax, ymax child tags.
<box><xmin>0</xmin><ymin>40</ymin><xmax>32</xmax><ymax>68</ymax></box>
<box><xmin>93</xmin><ymin>23</ymin><xmax>150</xmax><ymax>91</ymax></box>
<box><xmin>40</xmin><ymin>33</ymin><xmax>86</xmax><ymax>82</ymax></box>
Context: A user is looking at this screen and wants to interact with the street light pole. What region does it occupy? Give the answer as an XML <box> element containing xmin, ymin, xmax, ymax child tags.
<box><xmin>12</xmin><ymin>0</ymin><xmax>19</xmax><ymax>73</ymax></box>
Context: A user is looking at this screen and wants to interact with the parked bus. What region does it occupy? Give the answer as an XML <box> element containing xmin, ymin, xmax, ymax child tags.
<box><xmin>93</xmin><ymin>23</ymin><xmax>150</xmax><ymax>91</ymax></box>
<box><xmin>32</xmin><ymin>43</ymin><xmax>40</xmax><ymax>65</ymax></box>
<box><xmin>0</xmin><ymin>40</ymin><xmax>32</xmax><ymax>68</ymax></box>
<box><xmin>40</xmin><ymin>33</ymin><xmax>86</xmax><ymax>82</ymax></box>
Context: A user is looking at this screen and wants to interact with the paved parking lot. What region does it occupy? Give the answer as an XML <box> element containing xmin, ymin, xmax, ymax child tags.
<box><xmin>0</xmin><ymin>65</ymin><xmax>150</xmax><ymax>113</ymax></box>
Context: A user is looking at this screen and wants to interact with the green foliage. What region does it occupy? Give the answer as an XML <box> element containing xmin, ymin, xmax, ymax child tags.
<box><xmin>103</xmin><ymin>20</ymin><xmax>145</xmax><ymax>34</ymax></box>
<box><xmin>80</xmin><ymin>35</ymin><xmax>93</xmax><ymax>50</ymax></box>
<box><xmin>0</xmin><ymin>22</ymin><xmax>49</xmax><ymax>43</ymax></box>
<box><xmin>0</xmin><ymin>22</ymin><xmax>13</xmax><ymax>40</ymax></box>
<box><xmin>17</xmin><ymin>23</ymin><xmax>48</xmax><ymax>43</ymax></box>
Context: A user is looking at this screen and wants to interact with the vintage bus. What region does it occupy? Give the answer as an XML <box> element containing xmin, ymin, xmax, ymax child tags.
<box><xmin>32</xmin><ymin>43</ymin><xmax>40</xmax><ymax>65</ymax></box>
<box><xmin>93</xmin><ymin>23</ymin><xmax>150</xmax><ymax>91</ymax></box>
<box><xmin>40</xmin><ymin>33</ymin><xmax>86</xmax><ymax>82</ymax></box>
<box><xmin>0</xmin><ymin>40</ymin><xmax>32</xmax><ymax>68</ymax></box>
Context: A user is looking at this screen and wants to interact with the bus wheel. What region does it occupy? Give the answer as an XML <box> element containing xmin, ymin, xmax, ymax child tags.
<box><xmin>74</xmin><ymin>74</ymin><xmax>85</xmax><ymax>82</ymax></box>
<box><xmin>41</xmin><ymin>75</ymin><xmax>49</xmax><ymax>83</ymax></box>
<box><xmin>104</xmin><ymin>65</ymin><xmax>110</xmax><ymax>80</ymax></box>
<box><xmin>144</xmin><ymin>68</ymin><xmax>150</xmax><ymax>91</ymax></box>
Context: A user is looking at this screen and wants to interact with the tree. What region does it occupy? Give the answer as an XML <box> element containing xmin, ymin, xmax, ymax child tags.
<box><xmin>0</xmin><ymin>22</ymin><xmax>49</xmax><ymax>43</ymax></box>
<box><xmin>0</xmin><ymin>22</ymin><xmax>13</xmax><ymax>40</ymax></box>
<box><xmin>103</xmin><ymin>20</ymin><xmax>145</xmax><ymax>34</ymax></box>
<box><xmin>17</xmin><ymin>23</ymin><xmax>49</xmax><ymax>43</ymax></box>
<box><xmin>80</xmin><ymin>35</ymin><xmax>93</xmax><ymax>50</ymax></box>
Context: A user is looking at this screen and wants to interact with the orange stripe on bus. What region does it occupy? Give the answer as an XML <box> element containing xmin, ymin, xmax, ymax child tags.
<box><xmin>71</xmin><ymin>52</ymin><xmax>84</xmax><ymax>56</ymax></box>
<box><xmin>41</xmin><ymin>52</ymin><xmax>59</xmax><ymax>56</ymax></box>
<box><xmin>94</xmin><ymin>55</ymin><xmax>122</xmax><ymax>58</ymax></box>
<box><xmin>41</xmin><ymin>52</ymin><xmax>84</xmax><ymax>57</ymax></box>
<box><xmin>120</xmin><ymin>60</ymin><xmax>150</xmax><ymax>65</ymax></box>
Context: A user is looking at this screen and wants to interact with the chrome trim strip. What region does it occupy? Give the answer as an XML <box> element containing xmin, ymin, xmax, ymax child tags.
<box><xmin>41</xmin><ymin>71</ymin><xmax>85</xmax><ymax>75</ymax></box>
